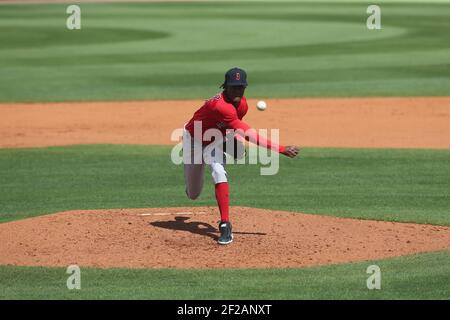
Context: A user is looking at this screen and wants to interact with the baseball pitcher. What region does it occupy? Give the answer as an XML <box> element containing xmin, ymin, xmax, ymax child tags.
<box><xmin>183</xmin><ymin>67</ymin><xmax>299</xmax><ymax>244</ymax></box>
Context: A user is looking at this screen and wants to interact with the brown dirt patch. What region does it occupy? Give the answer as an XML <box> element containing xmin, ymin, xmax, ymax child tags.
<box><xmin>1</xmin><ymin>97</ymin><xmax>450</xmax><ymax>149</ymax></box>
<box><xmin>0</xmin><ymin>206</ymin><xmax>449</xmax><ymax>269</ymax></box>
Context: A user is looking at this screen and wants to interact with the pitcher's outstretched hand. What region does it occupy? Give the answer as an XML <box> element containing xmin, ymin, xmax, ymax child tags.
<box><xmin>281</xmin><ymin>146</ymin><xmax>300</xmax><ymax>158</ymax></box>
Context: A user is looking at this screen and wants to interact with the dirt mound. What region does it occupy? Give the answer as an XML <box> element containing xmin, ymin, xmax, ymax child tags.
<box><xmin>0</xmin><ymin>206</ymin><xmax>449</xmax><ymax>269</ymax></box>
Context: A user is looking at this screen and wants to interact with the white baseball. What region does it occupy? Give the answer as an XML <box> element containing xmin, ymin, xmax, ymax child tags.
<box><xmin>256</xmin><ymin>100</ymin><xmax>267</xmax><ymax>111</ymax></box>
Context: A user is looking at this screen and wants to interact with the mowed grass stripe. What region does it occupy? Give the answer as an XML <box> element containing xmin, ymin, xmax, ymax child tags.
<box><xmin>0</xmin><ymin>2</ymin><xmax>449</xmax><ymax>101</ymax></box>
<box><xmin>0</xmin><ymin>250</ymin><xmax>449</xmax><ymax>299</ymax></box>
<box><xmin>0</xmin><ymin>145</ymin><xmax>449</xmax><ymax>225</ymax></box>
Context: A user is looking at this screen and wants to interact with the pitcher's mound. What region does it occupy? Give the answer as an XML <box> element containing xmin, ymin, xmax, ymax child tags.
<box><xmin>0</xmin><ymin>206</ymin><xmax>449</xmax><ymax>269</ymax></box>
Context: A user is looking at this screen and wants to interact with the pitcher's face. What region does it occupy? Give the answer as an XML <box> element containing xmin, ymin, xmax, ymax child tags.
<box><xmin>225</xmin><ymin>85</ymin><xmax>246</xmax><ymax>105</ymax></box>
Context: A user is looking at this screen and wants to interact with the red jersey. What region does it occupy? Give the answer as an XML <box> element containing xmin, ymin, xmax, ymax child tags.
<box><xmin>185</xmin><ymin>92</ymin><xmax>285</xmax><ymax>153</ymax></box>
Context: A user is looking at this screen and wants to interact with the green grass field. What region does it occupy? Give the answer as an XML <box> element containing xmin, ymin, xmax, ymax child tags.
<box><xmin>1</xmin><ymin>0</ymin><xmax>449</xmax><ymax>300</ymax></box>
<box><xmin>0</xmin><ymin>1</ymin><xmax>450</xmax><ymax>102</ymax></box>
<box><xmin>1</xmin><ymin>145</ymin><xmax>450</xmax><ymax>225</ymax></box>
<box><xmin>0</xmin><ymin>145</ymin><xmax>449</xmax><ymax>299</ymax></box>
<box><xmin>1</xmin><ymin>251</ymin><xmax>449</xmax><ymax>299</ymax></box>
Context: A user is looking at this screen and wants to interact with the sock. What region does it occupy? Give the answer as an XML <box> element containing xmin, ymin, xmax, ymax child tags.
<box><xmin>215</xmin><ymin>182</ymin><xmax>229</xmax><ymax>222</ymax></box>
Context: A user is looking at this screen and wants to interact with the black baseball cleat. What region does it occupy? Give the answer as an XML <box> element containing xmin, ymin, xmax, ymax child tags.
<box><xmin>218</xmin><ymin>221</ymin><xmax>233</xmax><ymax>245</ymax></box>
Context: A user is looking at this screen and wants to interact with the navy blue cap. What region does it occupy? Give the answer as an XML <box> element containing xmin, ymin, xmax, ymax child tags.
<box><xmin>221</xmin><ymin>67</ymin><xmax>248</xmax><ymax>88</ymax></box>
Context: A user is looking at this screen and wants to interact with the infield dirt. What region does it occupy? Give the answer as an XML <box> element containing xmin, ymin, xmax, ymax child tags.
<box><xmin>2</xmin><ymin>97</ymin><xmax>450</xmax><ymax>149</ymax></box>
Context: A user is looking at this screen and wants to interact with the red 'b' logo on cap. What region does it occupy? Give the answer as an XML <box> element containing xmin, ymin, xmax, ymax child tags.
<box><xmin>236</xmin><ymin>72</ymin><xmax>240</xmax><ymax>80</ymax></box>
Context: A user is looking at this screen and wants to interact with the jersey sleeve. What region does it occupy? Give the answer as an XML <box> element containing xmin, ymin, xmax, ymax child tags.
<box><xmin>228</xmin><ymin>119</ymin><xmax>286</xmax><ymax>154</ymax></box>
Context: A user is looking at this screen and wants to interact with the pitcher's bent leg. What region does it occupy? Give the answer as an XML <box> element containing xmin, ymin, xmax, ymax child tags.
<box><xmin>184</xmin><ymin>163</ymin><xmax>205</xmax><ymax>200</ymax></box>
<box><xmin>182</xmin><ymin>127</ymin><xmax>205</xmax><ymax>200</ymax></box>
